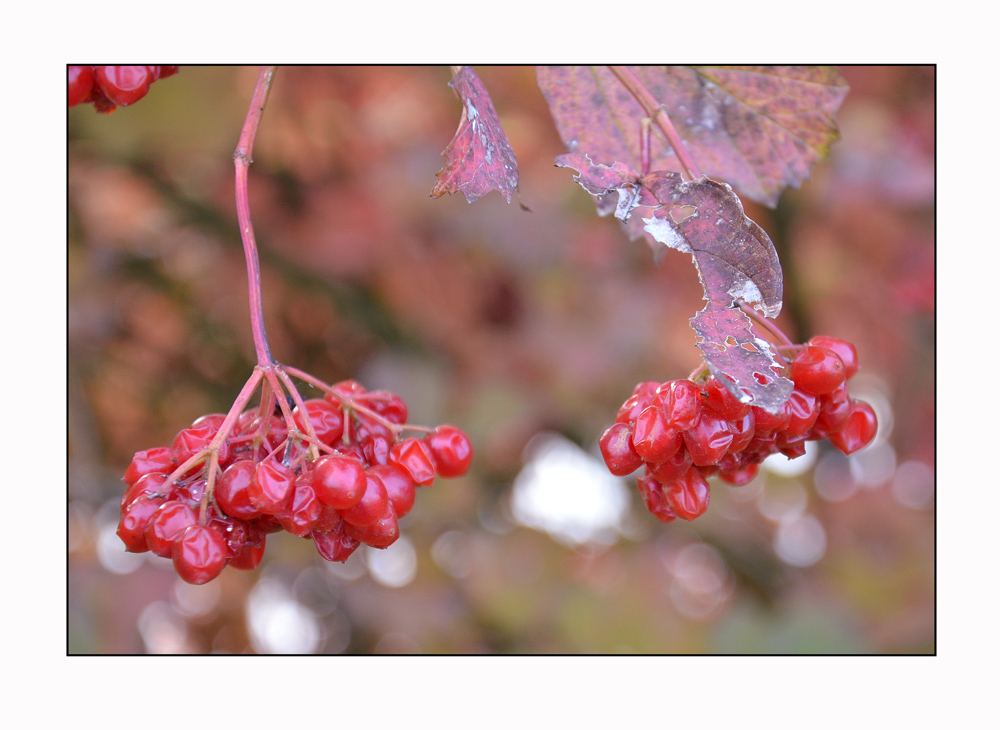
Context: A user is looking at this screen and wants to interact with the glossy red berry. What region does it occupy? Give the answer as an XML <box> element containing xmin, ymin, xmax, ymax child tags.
<box><xmin>124</xmin><ymin>447</ymin><xmax>175</xmax><ymax>487</ymax></box>
<box><xmin>171</xmin><ymin>426</ymin><xmax>228</xmax><ymax>470</ymax></box>
<box><xmin>362</xmin><ymin>390</ymin><xmax>409</xmax><ymax>424</ymax></box>
<box><xmin>313</xmin><ymin>520</ymin><xmax>362</xmax><ymax>563</ymax></box>
<box><xmin>655</xmin><ymin>379</ymin><xmax>702</xmax><ymax>430</ymax></box>
<box><xmin>390</xmin><ymin>437</ymin><xmax>437</xmax><ymax>485</ymax></box>
<box><xmin>293</xmin><ymin>398</ymin><xmax>345</xmax><ymax>446</ymax></box>
<box><xmin>341</xmin><ymin>473</ymin><xmax>390</xmax><ymax>527</ymax></box>
<box><xmin>369</xmin><ymin>463</ymin><xmax>417</xmax><ymax>518</ymax></box>
<box><xmin>117</xmin><ymin>495</ymin><xmax>167</xmax><ymax>553</ymax></box>
<box><xmin>275</xmin><ymin>481</ymin><xmax>321</xmax><ymax>537</ymax></box>
<box><xmin>808</xmin><ymin>336</ymin><xmax>859</xmax><ymax>380</ymax></box>
<box><xmin>813</xmin><ymin>383</ymin><xmax>852</xmax><ymax>436</ymax></box>
<box><xmin>173</xmin><ymin>525</ymin><xmax>227</xmax><ymax>584</ymax></box>
<box><xmin>598</xmin><ymin>422</ymin><xmax>643</xmax><ymax>476</ymax></box>
<box><xmin>752</xmin><ymin>400</ymin><xmax>792</xmax><ymax>436</ymax></box>
<box><xmin>727</xmin><ymin>411</ymin><xmax>756</xmax><ymax>454</ymax></box>
<box><xmin>121</xmin><ymin>471</ymin><xmax>170</xmax><ymax>514</ymax></box>
<box><xmin>312</xmin><ymin>454</ymin><xmax>367</xmax><ymax>509</ymax></box>
<box><xmin>343</xmin><ymin>501</ymin><xmax>400</xmax><ymax>549</ymax></box>
<box><xmin>828</xmin><ymin>400</ymin><xmax>878</xmax><ymax>455</ymax></box>
<box><xmin>632</xmin><ymin>405</ymin><xmax>683</xmax><ymax>463</ymax></box>
<box><xmin>94</xmin><ymin>66</ymin><xmax>153</xmax><ymax>107</ymax></box>
<box><xmin>719</xmin><ymin>462</ymin><xmax>759</xmax><ymax>486</ymax></box>
<box><xmin>784</xmin><ymin>388</ymin><xmax>820</xmax><ymax>437</ymax></box>
<box><xmin>636</xmin><ymin>474</ymin><xmax>677</xmax><ymax>524</ymax></box>
<box><xmin>214</xmin><ymin>460</ymin><xmax>262</xmax><ymax>520</ymax></box>
<box><xmin>791</xmin><ymin>345</ymin><xmax>847</xmax><ymax>395</ymax></box>
<box><xmin>229</xmin><ymin>538</ymin><xmax>266</xmax><ymax>570</ymax></box>
<box><xmin>701</xmin><ymin>377</ymin><xmax>752</xmax><ymax>421</ymax></box>
<box><xmin>425</xmin><ymin>425</ymin><xmax>473</xmax><ymax>478</ymax></box>
<box><xmin>68</xmin><ymin>66</ymin><xmax>94</xmax><ymax>107</ymax></box>
<box><xmin>615</xmin><ymin>382</ymin><xmax>659</xmax><ymax>425</ymax></box>
<box><xmin>145</xmin><ymin>502</ymin><xmax>199</xmax><ymax>558</ymax></box>
<box><xmin>647</xmin><ymin>446</ymin><xmax>693</xmax><ymax>483</ymax></box>
<box><xmin>248</xmin><ymin>459</ymin><xmax>295</xmax><ymax>514</ymax></box>
<box><xmin>663</xmin><ymin>468</ymin><xmax>711</xmax><ymax>521</ymax></box>
<box><xmin>682</xmin><ymin>412</ymin><xmax>733</xmax><ymax>467</ymax></box>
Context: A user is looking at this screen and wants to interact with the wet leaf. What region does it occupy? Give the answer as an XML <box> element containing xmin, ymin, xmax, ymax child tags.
<box><xmin>431</xmin><ymin>66</ymin><xmax>518</xmax><ymax>204</ymax></box>
<box><xmin>556</xmin><ymin>153</ymin><xmax>793</xmax><ymax>411</ymax></box>
<box><xmin>537</xmin><ymin>65</ymin><xmax>848</xmax><ymax>207</ymax></box>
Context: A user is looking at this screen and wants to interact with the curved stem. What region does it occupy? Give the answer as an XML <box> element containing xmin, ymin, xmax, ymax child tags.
<box><xmin>234</xmin><ymin>66</ymin><xmax>278</xmax><ymax>367</ymax></box>
<box><xmin>609</xmin><ymin>66</ymin><xmax>702</xmax><ymax>180</ymax></box>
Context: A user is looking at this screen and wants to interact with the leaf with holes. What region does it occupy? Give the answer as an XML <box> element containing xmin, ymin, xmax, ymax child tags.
<box><xmin>556</xmin><ymin>153</ymin><xmax>793</xmax><ymax>412</ymax></box>
<box><xmin>431</xmin><ymin>66</ymin><xmax>518</xmax><ymax>204</ymax></box>
<box><xmin>537</xmin><ymin>65</ymin><xmax>848</xmax><ymax>208</ymax></box>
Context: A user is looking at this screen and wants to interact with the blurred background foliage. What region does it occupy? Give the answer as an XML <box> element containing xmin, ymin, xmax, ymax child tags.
<box><xmin>68</xmin><ymin>65</ymin><xmax>934</xmax><ymax>654</ymax></box>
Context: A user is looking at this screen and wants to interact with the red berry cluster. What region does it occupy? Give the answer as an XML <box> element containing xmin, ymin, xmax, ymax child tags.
<box><xmin>118</xmin><ymin>379</ymin><xmax>472</xmax><ymax>584</ymax></box>
<box><xmin>599</xmin><ymin>336</ymin><xmax>877</xmax><ymax>524</ymax></box>
<box><xmin>69</xmin><ymin>65</ymin><xmax>178</xmax><ymax>112</ymax></box>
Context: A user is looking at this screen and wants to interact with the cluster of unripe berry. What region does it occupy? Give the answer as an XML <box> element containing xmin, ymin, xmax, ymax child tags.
<box><xmin>69</xmin><ymin>66</ymin><xmax>178</xmax><ymax>112</ymax></box>
<box><xmin>599</xmin><ymin>336</ymin><xmax>877</xmax><ymax>524</ymax></box>
<box><xmin>117</xmin><ymin>379</ymin><xmax>472</xmax><ymax>584</ymax></box>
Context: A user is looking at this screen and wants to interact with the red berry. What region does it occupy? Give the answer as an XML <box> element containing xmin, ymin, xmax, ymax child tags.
<box><xmin>727</xmin><ymin>411</ymin><xmax>756</xmax><ymax>454</ymax></box>
<box><xmin>361</xmin><ymin>390</ymin><xmax>409</xmax><ymax>424</ymax></box>
<box><xmin>341</xmin><ymin>473</ymin><xmax>389</xmax><ymax>527</ymax></box>
<box><xmin>632</xmin><ymin>405</ymin><xmax>683</xmax><ymax>463</ymax></box>
<box><xmin>636</xmin><ymin>473</ymin><xmax>677</xmax><ymax>524</ymax></box>
<box><xmin>124</xmin><ymin>447</ymin><xmax>174</xmax><ymax>487</ymax></box>
<box><xmin>615</xmin><ymin>382</ymin><xmax>659</xmax><ymax>425</ymax></box>
<box><xmin>808</xmin><ymin>336</ymin><xmax>859</xmax><ymax>379</ymax></box>
<box><xmin>663</xmin><ymin>468</ymin><xmax>711</xmax><ymax>521</ymax></box>
<box><xmin>94</xmin><ymin>66</ymin><xmax>153</xmax><ymax>107</ymax></box>
<box><xmin>791</xmin><ymin>345</ymin><xmax>847</xmax><ymax>395</ymax></box>
<box><xmin>293</xmin><ymin>399</ymin><xmax>345</xmax><ymax>446</ymax></box>
<box><xmin>313</xmin><ymin>521</ymin><xmax>362</xmax><ymax>563</ymax></box>
<box><xmin>173</xmin><ymin>525</ymin><xmax>227</xmax><ymax>584</ymax></box>
<box><xmin>719</xmin><ymin>462</ymin><xmax>759</xmax><ymax>486</ymax></box>
<box><xmin>598</xmin><ymin>422</ymin><xmax>643</xmax><ymax>476</ymax></box>
<box><xmin>207</xmin><ymin>514</ymin><xmax>250</xmax><ymax>559</ymax></box>
<box><xmin>171</xmin><ymin>426</ymin><xmax>228</xmax><ymax>470</ymax></box>
<box><xmin>145</xmin><ymin>502</ymin><xmax>199</xmax><ymax>558</ymax></box>
<box><xmin>229</xmin><ymin>537</ymin><xmax>266</xmax><ymax>570</ymax></box>
<box><xmin>655</xmin><ymin>379</ymin><xmax>702</xmax><ymax>430</ymax></box>
<box><xmin>360</xmin><ymin>430</ymin><xmax>393</xmax><ymax>466</ymax></box>
<box><xmin>647</xmin><ymin>446</ymin><xmax>693</xmax><ymax>483</ymax></box>
<box><xmin>343</xmin><ymin>501</ymin><xmax>400</xmax><ymax>549</ymax></box>
<box><xmin>752</xmin><ymin>401</ymin><xmax>792</xmax><ymax>436</ymax></box>
<box><xmin>369</xmin><ymin>463</ymin><xmax>417</xmax><ymax>518</ymax></box>
<box><xmin>275</xmin><ymin>481</ymin><xmax>321</xmax><ymax>537</ymax></box>
<box><xmin>390</xmin><ymin>437</ymin><xmax>437</xmax><ymax>485</ymax></box>
<box><xmin>121</xmin><ymin>471</ymin><xmax>170</xmax><ymax>514</ymax></box>
<box><xmin>69</xmin><ymin>66</ymin><xmax>94</xmax><ymax>107</ymax></box>
<box><xmin>425</xmin><ymin>425</ymin><xmax>473</xmax><ymax>478</ymax></box>
<box><xmin>784</xmin><ymin>388</ymin><xmax>820</xmax><ymax>437</ymax></box>
<box><xmin>701</xmin><ymin>377</ymin><xmax>752</xmax><ymax>421</ymax></box>
<box><xmin>682</xmin><ymin>412</ymin><xmax>733</xmax><ymax>467</ymax></box>
<box><xmin>154</xmin><ymin>66</ymin><xmax>180</xmax><ymax>80</ymax></box>
<box><xmin>117</xmin><ymin>495</ymin><xmax>166</xmax><ymax>553</ymax></box>
<box><xmin>248</xmin><ymin>459</ymin><xmax>295</xmax><ymax>514</ymax></box>
<box><xmin>776</xmin><ymin>431</ymin><xmax>808</xmax><ymax>459</ymax></box>
<box><xmin>828</xmin><ymin>400</ymin><xmax>878</xmax><ymax>455</ymax></box>
<box><xmin>813</xmin><ymin>384</ymin><xmax>852</xmax><ymax>436</ymax></box>
<box><xmin>214</xmin><ymin>460</ymin><xmax>262</xmax><ymax>520</ymax></box>
<box><xmin>312</xmin><ymin>454</ymin><xmax>368</xmax><ymax>509</ymax></box>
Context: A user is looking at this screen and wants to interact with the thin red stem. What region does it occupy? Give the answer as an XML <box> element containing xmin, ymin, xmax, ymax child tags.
<box><xmin>234</xmin><ymin>66</ymin><xmax>278</xmax><ymax>367</ymax></box>
<box><xmin>609</xmin><ymin>66</ymin><xmax>702</xmax><ymax>180</ymax></box>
